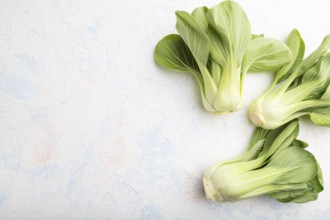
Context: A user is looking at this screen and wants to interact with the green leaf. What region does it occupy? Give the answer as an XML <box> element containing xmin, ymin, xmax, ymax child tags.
<box><xmin>206</xmin><ymin>25</ymin><xmax>229</xmax><ymax>67</ymax></box>
<box><xmin>299</xmin><ymin>34</ymin><xmax>330</xmax><ymax>74</ymax></box>
<box><xmin>242</xmin><ymin>38</ymin><xmax>292</xmax><ymax>73</ymax></box>
<box><xmin>292</xmin><ymin>139</ymin><xmax>309</xmax><ymax>148</ymax></box>
<box><xmin>154</xmin><ymin>34</ymin><xmax>216</xmax><ymax>112</ymax></box>
<box><xmin>302</xmin><ymin>54</ymin><xmax>330</xmax><ymax>85</ymax></box>
<box><xmin>310</xmin><ymin>107</ymin><xmax>330</xmax><ymax>126</ymax></box>
<box><xmin>154</xmin><ymin>34</ymin><xmax>199</xmax><ymax>73</ymax></box>
<box><xmin>175</xmin><ymin>11</ymin><xmax>218</xmax><ymax>104</ymax></box>
<box><xmin>207</xmin><ymin>0</ymin><xmax>251</xmax><ymax>65</ymax></box>
<box><xmin>320</xmin><ymin>55</ymin><xmax>330</xmax><ymax>99</ymax></box>
<box><xmin>289</xmin><ymin>161</ymin><xmax>323</xmax><ymax>203</ymax></box>
<box><xmin>287</xmin><ymin>184</ymin><xmax>319</xmax><ymax>203</ymax></box>
<box><xmin>276</xmin><ymin>29</ymin><xmax>305</xmax><ymax>83</ymax></box>
<box><xmin>260</xmin><ymin>120</ymin><xmax>299</xmax><ymax>157</ymax></box>
<box><xmin>295</xmin><ymin>55</ymin><xmax>330</xmax><ymax>99</ymax></box>
<box><xmin>315</xmin><ymin>161</ymin><xmax>324</xmax><ymax>188</ymax></box>
<box><xmin>191</xmin><ymin>6</ymin><xmax>208</xmax><ymax>31</ymax></box>
<box><xmin>248</xmin><ymin>127</ymin><xmax>270</xmax><ymax>150</ymax></box>
<box><xmin>321</xmin><ymin>83</ymin><xmax>330</xmax><ymax>100</ymax></box>
<box><xmin>238</xmin><ymin>127</ymin><xmax>270</xmax><ymax>161</ymax></box>
<box><xmin>268</xmin><ymin>183</ymin><xmax>309</xmax><ymax>202</ymax></box>
<box><xmin>267</xmin><ymin>146</ymin><xmax>318</xmax><ymax>184</ymax></box>
<box><xmin>260</xmin><ymin>126</ymin><xmax>286</xmax><ymax>156</ymax></box>
<box><xmin>303</xmin><ymin>56</ymin><xmax>330</xmax><ymax>125</ymax></box>
<box><xmin>175</xmin><ymin>11</ymin><xmax>210</xmax><ymax>66</ymax></box>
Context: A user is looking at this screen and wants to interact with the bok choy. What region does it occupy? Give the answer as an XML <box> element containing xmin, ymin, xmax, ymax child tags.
<box><xmin>154</xmin><ymin>0</ymin><xmax>291</xmax><ymax>114</ymax></box>
<box><xmin>249</xmin><ymin>29</ymin><xmax>330</xmax><ymax>129</ymax></box>
<box><xmin>203</xmin><ymin>120</ymin><xmax>323</xmax><ymax>203</ymax></box>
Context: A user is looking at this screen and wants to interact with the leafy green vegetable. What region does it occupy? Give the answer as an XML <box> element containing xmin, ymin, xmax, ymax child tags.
<box><xmin>249</xmin><ymin>29</ymin><xmax>330</xmax><ymax>129</ymax></box>
<box><xmin>154</xmin><ymin>0</ymin><xmax>291</xmax><ymax>114</ymax></box>
<box><xmin>203</xmin><ymin>120</ymin><xmax>323</xmax><ymax>203</ymax></box>
<box><xmin>242</xmin><ymin>38</ymin><xmax>294</xmax><ymax>73</ymax></box>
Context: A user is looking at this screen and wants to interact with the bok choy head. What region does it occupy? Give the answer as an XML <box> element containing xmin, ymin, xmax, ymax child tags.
<box><xmin>203</xmin><ymin>120</ymin><xmax>323</xmax><ymax>203</ymax></box>
<box><xmin>249</xmin><ymin>29</ymin><xmax>330</xmax><ymax>129</ymax></box>
<box><xmin>154</xmin><ymin>0</ymin><xmax>291</xmax><ymax>114</ymax></box>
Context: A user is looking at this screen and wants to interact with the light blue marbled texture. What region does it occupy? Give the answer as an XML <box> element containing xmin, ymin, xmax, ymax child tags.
<box><xmin>14</xmin><ymin>54</ymin><xmax>39</xmax><ymax>72</ymax></box>
<box><xmin>87</xmin><ymin>26</ymin><xmax>97</xmax><ymax>35</ymax></box>
<box><xmin>66</xmin><ymin>117</ymin><xmax>115</xmax><ymax>196</ymax></box>
<box><xmin>0</xmin><ymin>0</ymin><xmax>330</xmax><ymax>219</ymax></box>
<box><xmin>0</xmin><ymin>193</ymin><xmax>9</xmax><ymax>205</ymax></box>
<box><xmin>0</xmin><ymin>69</ymin><xmax>40</xmax><ymax>99</ymax></box>
<box><xmin>312</xmin><ymin>207</ymin><xmax>330</xmax><ymax>220</ymax></box>
<box><xmin>86</xmin><ymin>18</ymin><xmax>100</xmax><ymax>35</ymax></box>
<box><xmin>65</xmin><ymin>140</ymin><xmax>96</xmax><ymax>196</ymax></box>
<box><xmin>141</xmin><ymin>203</ymin><xmax>163</xmax><ymax>220</ymax></box>
<box><xmin>138</xmin><ymin>126</ymin><xmax>180</xmax><ymax>185</ymax></box>
<box><xmin>0</xmin><ymin>146</ymin><xmax>21</xmax><ymax>171</ymax></box>
<box><xmin>30</xmin><ymin>164</ymin><xmax>60</xmax><ymax>179</ymax></box>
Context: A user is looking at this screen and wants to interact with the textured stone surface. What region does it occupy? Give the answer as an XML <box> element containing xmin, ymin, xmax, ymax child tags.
<box><xmin>0</xmin><ymin>0</ymin><xmax>330</xmax><ymax>219</ymax></box>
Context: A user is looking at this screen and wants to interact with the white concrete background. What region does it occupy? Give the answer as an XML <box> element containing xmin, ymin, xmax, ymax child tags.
<box><xmin>0</xmin><ymin>0</ymin><xmax>330</xmax><ymax>219</ymax></box>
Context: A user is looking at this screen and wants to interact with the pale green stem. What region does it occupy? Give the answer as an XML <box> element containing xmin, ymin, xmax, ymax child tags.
<box><xmin>197</xmin><ymin>61</ymin><xmax>218</xmax><ymax>105</ymax></box>
<box><xmin>211</xmin><ymin>60</ymin><xmax>222</xmax><ymax>87</ymax></box>
<box><xmin>213</xmin><ymin>57</ymin><xmax>242</xmax><ymax>112</ymax></box>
